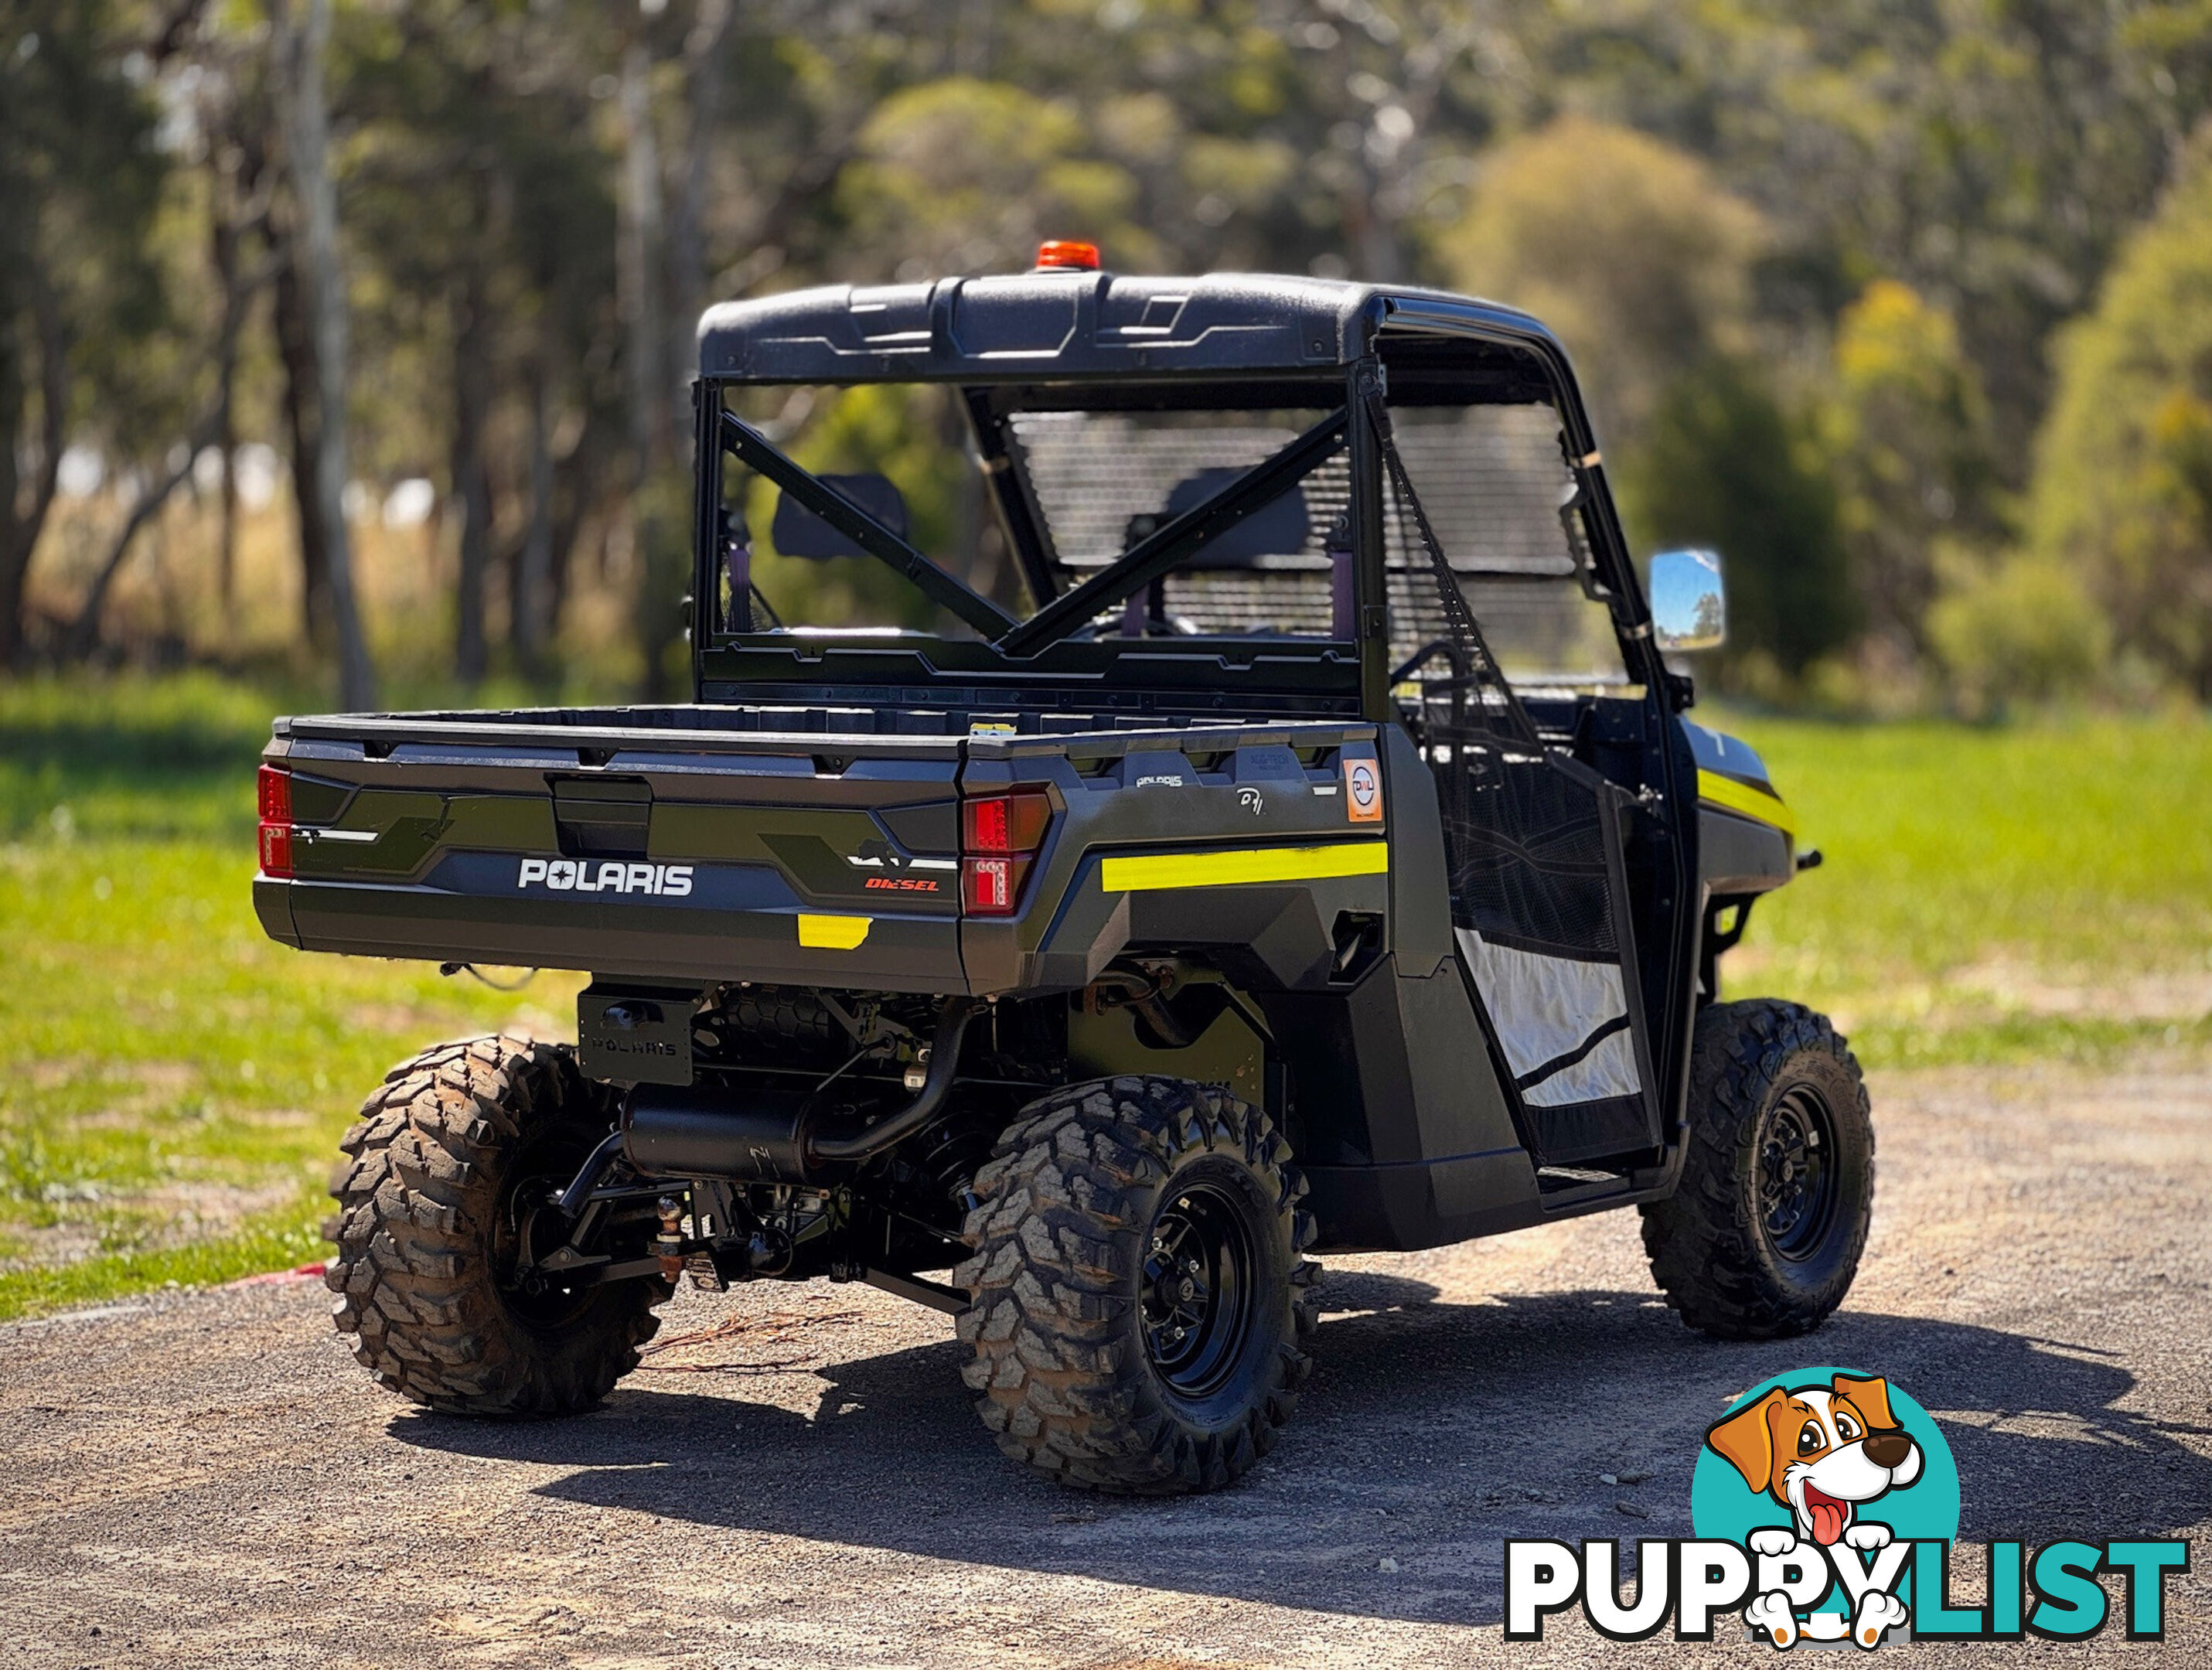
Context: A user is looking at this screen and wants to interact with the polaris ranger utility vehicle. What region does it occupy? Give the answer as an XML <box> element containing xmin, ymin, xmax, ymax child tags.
<box><xmin>255</xmin><ymin>246</ymin><xmax>1869</xmax><ymax>1494</ymax></box>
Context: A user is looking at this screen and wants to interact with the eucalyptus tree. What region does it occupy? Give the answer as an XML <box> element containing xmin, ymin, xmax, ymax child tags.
<box><xmin>0</xmin><ymin>0</ymin><xmax>168</xmax><ymax>665</ymax></box>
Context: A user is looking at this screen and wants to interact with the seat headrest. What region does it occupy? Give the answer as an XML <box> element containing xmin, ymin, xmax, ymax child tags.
<box><xmin>772</xmin><ymin>473</ymin><xmax>910</xmax><ymax>560</ymax></box>
<box><xmin>1133</xmin><ymin>468</ymin><xmax>1312</xmax><ymax>568</ymax></box>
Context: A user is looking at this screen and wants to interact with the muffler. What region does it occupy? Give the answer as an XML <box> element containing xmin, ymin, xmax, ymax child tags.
<box><xmin>623</xmin><ymin>1084</ymin><xmax>814</xmax><ymax>1184</ymax></box>
<box><xmin>622</xmin><ymin>997</ymin><xmax>980</xmax><ymax>1184</ymax></box>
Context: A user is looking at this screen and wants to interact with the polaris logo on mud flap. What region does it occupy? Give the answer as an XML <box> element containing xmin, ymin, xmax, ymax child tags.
<box><xmin>516</xmin><ymin>857</ymin><xmax>694</xmax><ymax>896</ymax></box>
<box><xmin>594</xmin><ymin>1036</ymin><xmax>679</xmax><ymax>1058</ymax></box>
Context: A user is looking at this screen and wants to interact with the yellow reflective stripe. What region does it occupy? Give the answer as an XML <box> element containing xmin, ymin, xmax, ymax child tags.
<box><xmin>796</xmin><ymin>913</ymin><xmax>871</xmax><ymax>949</ymax></box>
<box><xmin>1698</xmin><ymin>769</ymin><xmax>1797</xmax><ymax>838</ymax></box>
<box><xmin>1100</xmin><ymin>841</ymin><xmax>1389</xmax><ymax>893</ymax></box>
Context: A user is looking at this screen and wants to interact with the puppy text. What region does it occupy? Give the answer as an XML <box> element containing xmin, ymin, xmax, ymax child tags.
<box><xmin>1505</xmin><ymin>1536</ymin><xmax>2188</xmax><ymax>1647</ymax></box>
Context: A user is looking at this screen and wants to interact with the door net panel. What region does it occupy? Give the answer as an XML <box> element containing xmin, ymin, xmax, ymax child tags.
<box><xmin>1372</xmin><ymin>403</ymin><xmax>1655</xmax><ymax>1166</ymax></box>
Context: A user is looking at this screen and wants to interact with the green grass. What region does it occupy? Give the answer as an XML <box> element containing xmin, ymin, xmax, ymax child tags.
<box><xmin>1</xmin><ymin>674</ymin><xmax>2205</xmax><ymax>1321</ymax></box>
<box><xmin>1714</xmin><ymin>708</ymin><xmax>2212</xmax><ymax>1066</ymax></box>
<box><xmin>0</xmin><ymin>673</ymin><xmax>582</xmax><ymax>1321</ymax></box>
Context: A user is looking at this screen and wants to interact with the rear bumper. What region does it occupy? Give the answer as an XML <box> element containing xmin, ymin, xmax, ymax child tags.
<box><xmin>253</xmin><ymin>876</ymin><xmax>298</xmax><ymax>947</ymax></box>
<box><xmin>265</xmin><ymin>875</ymin><xmax>969</xmax><ymax>992</ymax></box>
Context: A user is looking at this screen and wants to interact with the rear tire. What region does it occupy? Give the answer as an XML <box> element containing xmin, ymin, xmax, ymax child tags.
<box><xmin>324</xmin><ymin>1035</ymin><xmax>666</xmax><ymax>1416</ymax></box>
<box><xmin>956</xmin><ymin>1076</ymin><xmax>1318</xmax><ymax>1494</ymax></box>
<box><xmin>1641</xmin><ymin>1000</ymin><xmax>1873</xmax><ymax>1340</ymax></box>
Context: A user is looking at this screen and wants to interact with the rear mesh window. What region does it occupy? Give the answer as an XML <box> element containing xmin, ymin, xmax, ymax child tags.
<box><xmin>1008</xmin><ymin>411</ymin><xmax>1338</xmax><ymax>569</ymax></box>
<box><xmin>1006</xmin><ymin>402</ymin><xmax>1626</xmax><ymax>693</ymax></box>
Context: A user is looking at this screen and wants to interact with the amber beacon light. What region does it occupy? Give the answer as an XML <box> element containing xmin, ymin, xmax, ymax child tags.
<box><xmin>1033</xmin><ymin>240</ymin><xmax>1101</xmax><ymax>271</ymax></box>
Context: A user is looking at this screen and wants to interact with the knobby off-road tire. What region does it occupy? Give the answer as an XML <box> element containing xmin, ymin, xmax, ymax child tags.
<box><xmin>325</xmin><ymin>1034</ymin><xmax>665</xmax><ymax>1416</ymax></box>
<box><xmin>956</xmin><ymin>1075</ymin><xmax>1319</xmax><ymax>1494</ymax></box>
<box><xmin>1641</xmin><ymin>999</ymin><xmax>1873</xmax><ymax>1340</ymax></box>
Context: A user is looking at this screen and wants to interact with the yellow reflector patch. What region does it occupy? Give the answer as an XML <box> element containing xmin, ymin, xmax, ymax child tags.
<box><xmin>1697</xmin><ymin>769</ymin><xmax>1798</xmax><ymax>839</ymax></box>
<box><xmin>1099</xmin><ymin>841</ymin><xmax>1389</xmax><ymax>894</ymax></box>
<box><xmin>796</xmin><ymin>913</ymin><xmax>872</xmax><ymax>949</ymax></box>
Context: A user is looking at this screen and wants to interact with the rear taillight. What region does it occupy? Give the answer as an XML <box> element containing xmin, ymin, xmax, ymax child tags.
<box><xmin>257</xmin><ymin>765</ymin><xmax>290</xmax><ymax>822</ymax></box>
<box><xmin>961</xmin><ymin>791</ymin><xmax>1052</xmax><ymax>855</ymax></box>
<box><xmin>257</xmin><ymin>765</ymin><xmax>293</xmax><ymax>878</ymax></box>
<box><xmin>960</xmin><ymin>789</ymin><xmax>1051</xmax><ymax>915</ymax></box>
<box><xmin>962</xmin><ymin>855</ymin><xmax>1020</xmax><ymax>914</ymax></box>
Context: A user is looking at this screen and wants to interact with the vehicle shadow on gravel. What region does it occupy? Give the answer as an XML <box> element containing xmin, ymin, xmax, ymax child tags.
<box><xmin>394</xmin><ymin>1276</ymin><xmax>2212</xmax><ymax>1626</ymax></box>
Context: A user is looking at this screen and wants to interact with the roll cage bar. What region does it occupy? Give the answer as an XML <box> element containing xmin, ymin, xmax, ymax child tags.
<box><xmin>714</xmin><ymin>398</ymin><xmax>1353</xmax><ymax>656</ymax></box>
<box><xmin>691</xmin><ymin>322</ymin><xmax>1673</xmax><ymax>724</ymax></box>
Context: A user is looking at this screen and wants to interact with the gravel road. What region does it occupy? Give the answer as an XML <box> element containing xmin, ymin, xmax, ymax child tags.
<box><xmin>4</xmin><ymin>1055</ymin><xmax>2208</xmax><ymax>1668</ymax></box>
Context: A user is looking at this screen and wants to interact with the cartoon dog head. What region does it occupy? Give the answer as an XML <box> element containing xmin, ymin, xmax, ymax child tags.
<box><xmin>1706</xmin><ymin>1373</ymin><xmax>1924</xmax><ymax>1546</ymax></box>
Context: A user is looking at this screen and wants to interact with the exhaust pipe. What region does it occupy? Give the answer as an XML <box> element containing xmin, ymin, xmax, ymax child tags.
<box><xmin>623</xmin><ymin>997</ymin><xmax>980</xmax><ymax>1182</ymax></box>
<box><xmin>809</xmin><ymin>997</ymin><xmax>977</xmax><ymax>1162</ymax></box>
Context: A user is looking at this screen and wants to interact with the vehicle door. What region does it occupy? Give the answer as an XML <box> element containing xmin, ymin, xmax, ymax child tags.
<box><xmin>1380</xmin><ymin>399</ymin><xmax>1662</xmax><ymax>1167</ymax></box>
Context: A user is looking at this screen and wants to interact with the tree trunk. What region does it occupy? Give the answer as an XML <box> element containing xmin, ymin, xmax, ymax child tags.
<box><xmin>546</xmin><ymin>402</ymin><xmax>602</xmax><ymax>639</ymax></box>
<box><xmin>274</xmin><ymin>0</ymin><xmax>375</xmax><ymax>711</ymax></box>
<box><xmin>513</xmin><ymin>349</ymin><xmax>554</xmax><ymax>679</ymax></box>
<box><xmin>450</xmin><ymin>260</ymin><xmax>493</xmax><ymax>686</ymax></box>
<box><xmin>622</xmin><ymin>41</ymin><xmax>669</xmax><ymax>476</ymax></box>
<box><xmin>670</xmin><ymin>0</ymin><xmax>730</xmax><ymax>396</ymax></box>
<box><xmin>212</xmin><ymin>189</ymin><xmax>240</xmax><ymax>615</ymax></box>
<box><xmin>0</xmin><ymin>268</ymin><xmax>70</xmax><ymax>667</ymax></box>
<box><xmin>66</xmin><ymin>407</ymin><xmax>226</xmax><ymax>659</ymax></box>
<box><xmin>0</xmin><ymin>322</ymin><xmax>26</xmax><ymax>666</ymax></box>
<box><xmin>621</xmin><ymin>35</ymin><xmax>680</xmax><ymax>700</ymax></box>
<box><xmin>273</xmin><ymin>243</ymin><xmax>331</xmax><ymax>646</ymax></box>
<box><xmin>66</xmin><ymin>243</ymin><xmax>268</xmax><ymax>659</ymax></box>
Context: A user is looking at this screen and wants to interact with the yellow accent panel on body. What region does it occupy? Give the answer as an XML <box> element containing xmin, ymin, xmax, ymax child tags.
<box><xmin>796</xmin><ymin>913</ymin><xmax>872</xmax><ymax>949</ymax></box>
<box><xmin>1697</xmin><ymin>769</ymin><xmax>1798</xmax><ymax>838</ymax></box>
<box><xmin>1099</xmin><ymin>841</ymin><xmax>1389</xmax><ymax>894</ymax></box>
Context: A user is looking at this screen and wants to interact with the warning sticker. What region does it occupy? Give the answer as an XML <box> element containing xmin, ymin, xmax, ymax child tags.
<box><xmin>1344</xmin><ymin>756</ymin><xmax>1382</xmax><ymax>823</ymax></box>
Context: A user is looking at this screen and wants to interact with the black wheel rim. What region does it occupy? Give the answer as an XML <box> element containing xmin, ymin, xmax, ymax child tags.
<box><xmin>493</xmin><ymin>1134</ymin><xmax>602</xmax><ymax>1327</ymax></box>
<box><xmin>1141</xmin><ymin>1182</ymin><xmax>1258</xmax><ymax>1399</ymax></box>
<box><xmin>1758</xmin><ymin>1084</ymin><xmax>1839</xmax><ymax>1262</ymax></box>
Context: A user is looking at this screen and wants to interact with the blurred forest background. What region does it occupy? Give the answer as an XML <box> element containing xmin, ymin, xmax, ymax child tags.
<box><xmin>8</xmin><ymin>0</ymin><xmax>2212</xmax><ymax>1314</ymax></box>
<box><xmin>9</xmin><ymin>0</ymin><xmax>2212</xmax><ymax>713</ymax></box>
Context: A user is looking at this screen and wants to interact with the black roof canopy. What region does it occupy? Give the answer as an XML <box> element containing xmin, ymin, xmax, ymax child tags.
<box><xmin>694</xmin><ymin>270</ymin><xmax>1574</xmax><ymax>387</ymax></box>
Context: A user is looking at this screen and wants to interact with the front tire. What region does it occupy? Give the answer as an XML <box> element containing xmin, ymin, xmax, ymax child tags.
<box><xmin>1641</xmin><ymin>1000</ymin><xmax>1873</xmax><ymax>1339</ymax></box>
<box><xmin>324</xmin><ymin>1035</ymin><xmax>666</xmax><ymax>1416</ymax></box>
<box><xmin>956</xmin><ymin>1076</ymin><xmax>1318</xmax><ymax>1494</ymax></box>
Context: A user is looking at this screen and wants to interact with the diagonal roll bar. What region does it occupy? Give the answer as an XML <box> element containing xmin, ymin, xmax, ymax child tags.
<box><xmin>993</xmin><ymin>406</ymin><xmax>1350</xmax><ymax>657</ymax></box>
<box><xmin>720</xmin><ymin>411</ymin><xmax>1018</xmax><ymax>638</ymax></box>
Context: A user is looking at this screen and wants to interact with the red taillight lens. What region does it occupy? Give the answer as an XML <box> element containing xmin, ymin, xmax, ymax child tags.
<box><xmin>962</xmin><ymin>855</ymin><xmax>1031</xmax><ymax>915</ymax></box>
<box><xmin>257</xmin><ymin>765</ymin><xmax>293</xmax><ymax>877</ymax></box>
<box><xmin>257</xmin><ymin>765</ymin><xmax>291</xmax><ymax>823</ymax></box>
<box><xmin>959</xmin><ymin>788</ymin><xmax>1051</xmax><ymax>915</ymax></box>
<box><xmin>259</xmin><ymin>820</ymin><xmax>293</xmax><ymax>878</ymax></box>
<box><xmin>962</xmin><ymin>791</ymin><xmax>1052</xmax><ymax>856</ymax></box>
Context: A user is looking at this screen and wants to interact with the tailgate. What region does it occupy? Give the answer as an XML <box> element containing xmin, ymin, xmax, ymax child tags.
<box><xmin>254</xmin><ymin>715</ymin><xmax>966</xmax><ymax>993</ymax></box>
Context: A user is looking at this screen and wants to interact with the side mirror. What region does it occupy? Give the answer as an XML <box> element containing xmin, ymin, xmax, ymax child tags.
<box><xmin>1648</xmin><ymin>548</ymin><xmax>1726</xmax><ymax>652</ymax></box>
